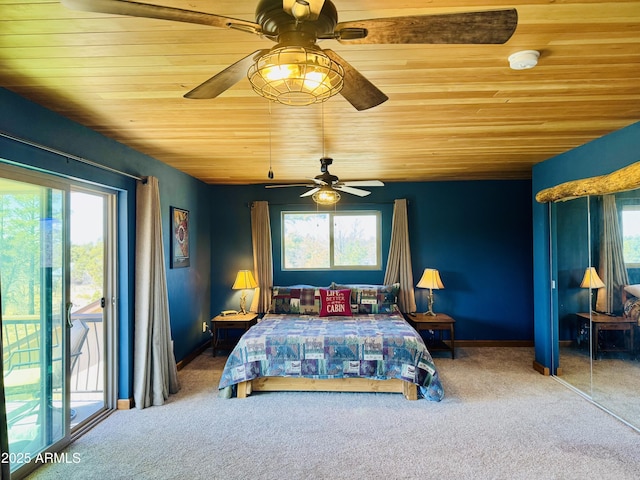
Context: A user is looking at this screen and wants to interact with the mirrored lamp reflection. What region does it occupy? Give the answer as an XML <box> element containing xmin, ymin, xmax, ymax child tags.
<box><xmin>247</xmin><ymin>46</ymin><xmax>344</xmax><ymax>106</ymax></box>
<box><xmin>416</xmin><ymin>268</ymin><xmax>444</xmax><ymax>316</ymax></box>
<box><xmin>580</xmin><ymin>266</ymin><xmax>605</xmax><ymax>313</ymax></box>
<box><xmin>312</xmin><ymin>186</ymin><xmax>340</xmax><ymax>205</ymax></box>
<box><xmin>579</xmin><ymin>266</ymin><xmax>605</xmax><ymax>289</ymax></box>
<box><xmin>232</xmin><ymin>270</ymin><xmax>258</xmax><ymax>314</ymax></box>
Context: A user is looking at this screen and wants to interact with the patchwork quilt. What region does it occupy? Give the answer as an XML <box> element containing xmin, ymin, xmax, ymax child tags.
<box><xmin>218</xmin><ymin>313</ymin><xmax>444</xmax><ymax>401</ymax></box>
<box><xmin>624</xmin><ymin>295</ymin><xmax>640</xmax><ymax>326</ymax></box>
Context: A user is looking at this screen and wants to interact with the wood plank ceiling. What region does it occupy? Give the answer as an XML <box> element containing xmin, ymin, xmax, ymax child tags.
<box><xmin>2</xmin><ymin>0</ymin><xmax>640</xmax><ymax>184</ymax></box>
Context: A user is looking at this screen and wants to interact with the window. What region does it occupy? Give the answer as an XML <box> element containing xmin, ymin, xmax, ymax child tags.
<box><xmin>282</xmin><ymin>211</ymin><xmax>381</xmax><ymax>270</ymax></box>
<box><xmin>622</xmin><ymin>204</ymin><xmax>640</xmax><ymax>267</ymax></box>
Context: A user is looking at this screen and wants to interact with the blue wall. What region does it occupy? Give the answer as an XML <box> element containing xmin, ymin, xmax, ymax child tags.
<box><xmin>531</xmin><ymin>121</ymin><xmax>640</xmax><ymax>372</ymax></box>
<box><xmin>211</xmin><ymin>179</ymin><xmax>534</xmax><ymax>342</ymax></box>
<box><xmin>1</xmin><ymin>88</ymin><xmax>212</xmax><ymax>401</ymax></box>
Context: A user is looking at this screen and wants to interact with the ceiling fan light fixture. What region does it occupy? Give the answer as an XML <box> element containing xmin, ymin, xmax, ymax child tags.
<box><xmin>248</xmin><ymin>46</ymin><xmax>344</xmax><ymax>106</ymax></box>
<box><xmin>312</xmin><ymin>186</ymin><xmax>341</xmax><ymax>205</ymax></box>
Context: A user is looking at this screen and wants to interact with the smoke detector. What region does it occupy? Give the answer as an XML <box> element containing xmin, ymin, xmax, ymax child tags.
<box><xmin>508</xmin><ymin>50</ymin><xmax>540</xmax><ymax>70</ymax></box>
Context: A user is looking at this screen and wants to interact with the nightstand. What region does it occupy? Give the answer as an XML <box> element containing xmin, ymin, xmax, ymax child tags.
<box><xmin>211</xmin><ymin>312</ymin><xmax>258</xmax><ymax>356</ymax></box>
<box><xmin>576</xmin><ymin>312</ymin><xmax>635</xmax><ymax>359</ymax></box>
<box><xmin>407</xmin><ymin>312</ymin><xmax>455</xmax><ymax>359</ymax></box>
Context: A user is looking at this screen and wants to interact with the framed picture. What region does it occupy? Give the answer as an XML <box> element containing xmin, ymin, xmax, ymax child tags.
<box><xmin>170</xmin><ymin>206</ymin><xmax>190</xmax><ymax>268</ymax></box>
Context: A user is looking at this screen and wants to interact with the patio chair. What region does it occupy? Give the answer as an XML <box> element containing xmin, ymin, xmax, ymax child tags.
<box><xmin>4</xmin><ymin>318</ymin><xmax>89</xmax><ymax>427</ymax></box>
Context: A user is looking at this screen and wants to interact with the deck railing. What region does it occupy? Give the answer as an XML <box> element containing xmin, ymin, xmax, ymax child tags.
<box><xmin>2</xmin><ymin>313</ymin><xmax>103</xmax><ymax>394</ymax></box>
<box><xmin>2</xmin><ymin>315</ymin><xmax>44</xmax><ymax>375</ymax></box>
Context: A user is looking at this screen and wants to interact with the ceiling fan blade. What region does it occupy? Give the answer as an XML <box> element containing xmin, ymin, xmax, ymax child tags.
<box><xmin>334</xmin><ymin>9</ymin><xmax>518</xmax><ymax>45</ymax></box>
<box><xmin>334</xmin><ymin>185</ymin><xmax>371</xmax><ymax>197</ymax></box>
<box><xmin>300</xmin><ymin>188</ymin><xmax>320</xmax><ymax>198</ymax></box>
<box><xmin>265</xmin><ymin>184</ymin><xmax>314</xmax><ymax>189</ymax></box>
<box><xmin>283</xmin><ymin>0</ymin><xmax>325</xmax><ymax>21</ymax></box>
<box><xmin>61</xmin><ymin>0</ymin><xmax>263</xmax><ymax>35</ymax></box>
<box><xmin>323</xmin><ymin>50</ymin><xmax>388</xmax><ymax>111</ymax></box>
<box><xmin>341</xmin><ymin>180</ymin><xmax>384</xmax><ymax>187</ymax></box>
<box><xmin>184</xmin><ymin>50</ymin><xmax>269</xmax><ymax>99</ymax></box>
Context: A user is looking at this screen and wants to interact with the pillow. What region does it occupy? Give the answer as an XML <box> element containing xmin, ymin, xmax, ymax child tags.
<box><xmin>270</xmin><ymin>286</ymin><xmax>320</xmax><ymax>314</ymax></box>
<box><xmin>624</xmin><ymin>284</ymin><xmax>640</xmax><ymax>299</ymax></box>
<box><xmin>319</xmin><ymin>289</ymin><xmax>352</xmax><ymax>317</ymax></box>
<box><xmin>331</xmin><ymin>283</ymin><xmax>400</xmax><ymax>314</ymax></box>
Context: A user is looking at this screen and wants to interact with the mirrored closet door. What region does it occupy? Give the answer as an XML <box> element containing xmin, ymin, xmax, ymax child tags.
<box><xmin>554</xmin><ymin>196</ymin><xmax>592</xmax><ymax>395</ymax></box>
<box><xmin>553</xmin><ymin>191</ymin><xmax>640</xmax><ymax>430</ymax></box>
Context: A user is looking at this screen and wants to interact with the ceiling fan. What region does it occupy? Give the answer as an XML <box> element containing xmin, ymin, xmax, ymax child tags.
<box><xmin>265</xmin><ymin>157</ymin><xmax>383</xmax><ymax>204</ymax></box>
<box><xmin>61</xmin><ymin>0</ymin><xmax>518</xmax><ymax>110</ymax></box>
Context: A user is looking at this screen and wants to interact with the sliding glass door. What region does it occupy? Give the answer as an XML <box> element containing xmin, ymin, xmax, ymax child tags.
<box><xmin>69</xmin><ymin>190</ymin><xmax>107</xmax><ymax>428</ymax></box>
<box><xmin>1</xmin><ymin>164</ymin><xmax>117</xmax><ymax>476</ymax></box>
<box><xmin>1</xmin><ymin>173</ymin><xmax>68</xmax><ymax>470</ymax></box>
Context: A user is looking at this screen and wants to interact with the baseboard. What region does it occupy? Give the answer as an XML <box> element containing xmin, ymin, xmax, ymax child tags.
<box><xmin>532</xmin><ymin>361</ymin><xmax>550</xmax><ymax>376</ymax></box>
<box><xmin>176</xmin><ymin>340</ymin><xmax>211</xmax><ymax>371</ymax></box>
<box><xmin>117</xmin><ymin>398</ymin><xmax>134</xmax><ymax>410</ymax></box>
<box><xmin>455</xmin><ymin>340</ymin><xmax>533</xmax><ymax>348</ymax></box>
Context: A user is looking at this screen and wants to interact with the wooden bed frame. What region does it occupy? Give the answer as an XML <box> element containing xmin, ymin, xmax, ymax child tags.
<box><xmin>236</xmin><ymin>376</ymin><xmax>418</xmax><ymax>400</ymax></box>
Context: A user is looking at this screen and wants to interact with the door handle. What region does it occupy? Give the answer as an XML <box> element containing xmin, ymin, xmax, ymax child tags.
<box><xmin>66</xmin><ymin>301</ymin><xmax>73</xmax><ymax>328</ymax></box>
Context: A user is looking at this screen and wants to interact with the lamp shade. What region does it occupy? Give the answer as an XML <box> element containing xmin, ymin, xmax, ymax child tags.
<box><xmin>232</xmin><ymin>270</ymin><xmax>257</xmax><ymax>290</ymax></box>
<box><xmin>580</xmin><ymin>267</ymin><xmax>605</xmax><ymax>289</ymax></box>
<box><xmin>416</xmin><ymin>268</ymin><xmax>444</xmax><ymax>290</ymax></box>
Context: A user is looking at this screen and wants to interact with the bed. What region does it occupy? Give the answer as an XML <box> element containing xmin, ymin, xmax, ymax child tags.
<box><xmin>623</xmin><ymin>284</ymin><xmax>640</xmax><ymax>354</ymax></box>
<box><xmin>623</xmin><ymin>284</ymin><xmax>640</xmax><ymax>325</ymax></box>
<box><xmin>218</xmin><ymin>284</ymin><xmax>445</xmax><ymax>401</ymax></box>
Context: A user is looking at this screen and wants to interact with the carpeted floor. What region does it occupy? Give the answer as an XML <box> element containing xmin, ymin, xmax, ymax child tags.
<box><xmin>559</xmin><ymin>345</ymin><xmax>640</xmax><ymax>424</ymax></box>
<box><xmin>27</xmin><ymin>347</ymin><xmax>640</xmax><ymax>480</ymax></box>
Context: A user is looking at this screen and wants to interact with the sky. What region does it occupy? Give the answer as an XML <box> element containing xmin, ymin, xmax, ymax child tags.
<box><xmin>70</xmin><ymin>191</ymin><xmax>103</xmax><ymax>245</ymax></box>
<box><xmin>623</xmin><ymin>209</ymin><xmax>640</xmax><ymax>237</ymax></box>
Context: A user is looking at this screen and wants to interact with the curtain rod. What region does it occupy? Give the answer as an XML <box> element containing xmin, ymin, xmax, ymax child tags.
<box><xmin>1</xmin><ymin>131</ymin><xmax>143</xmax><ymax>181</ymax></box>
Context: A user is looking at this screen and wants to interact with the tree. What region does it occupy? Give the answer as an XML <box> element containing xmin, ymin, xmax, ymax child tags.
<box><xmin>0</xmin><ymin>193</ymin><xmax>42</xmax><ymax>316</ymax></box>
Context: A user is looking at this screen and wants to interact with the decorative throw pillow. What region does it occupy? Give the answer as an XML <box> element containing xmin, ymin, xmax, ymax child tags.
<box><xmin>271</xmin><ymin>286</ymin><xmax>320</xmax><ymax>314</ymax></box>
<box><xmin>319</xmin><ymin>289</ymin><xmax>353</xmax><ymax>317</ymax></box>
<box><xmin>331</xmin><ymin>283</ymin><xmax>400</xmax><ymax>314</ymax></box>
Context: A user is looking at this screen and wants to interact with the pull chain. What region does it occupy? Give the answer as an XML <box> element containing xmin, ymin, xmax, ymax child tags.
<box><xmin>268</xmin><ymin>101</ymin><xmax>274</xmax><ymax>179</ymax></box>
<box><xmin>321</xmin><ymin>101</ymin><xmax>325</xmax><ymax>159</ymax></box>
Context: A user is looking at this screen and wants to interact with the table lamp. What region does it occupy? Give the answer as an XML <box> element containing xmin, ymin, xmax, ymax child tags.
<box><xmin>232</xmin><ymin>270</ymin><xmax>257</xmax><ymax>314</ymax></box>
<box><xmin>416</xmin><ymin>268</ymin><xmax>444</xmax><ymax>316</ymax></box>
<box><xmin>580</xmin><ymin>266</ymin><xmax>604</xmax><ymax>312</ymax></box>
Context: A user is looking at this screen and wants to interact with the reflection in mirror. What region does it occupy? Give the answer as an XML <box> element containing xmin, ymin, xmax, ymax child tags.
<box><xmin>554</xmin><ymin>192</ymin><xmax>640</xmax><ymax>431</ymax></box>
<box><xmin>555</xmin><ymin>196</ymin><xmax>592</xmax><ymax>396</ymax></box>
<box><xmin>591</xmin><ymin>191</ymin><xmax>640</xmax><ymax>427</ymax></box>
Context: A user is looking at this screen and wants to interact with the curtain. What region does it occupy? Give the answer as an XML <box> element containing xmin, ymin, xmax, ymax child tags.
<box><xmin>383</xmin><ymin>199</ymin><xmax>417</xmax><ymax>313</ymax></box>
<box><xmin>133</xmin><ymin>177</ymin><xmax>180</xmax><ymax>409</ymax></box>
<box><xmin>596</xmin><ymin>195</ymin><xmax>629</xmax><ymax>313</ymax></box>
<box><xmin>250</xmin><ymin>201</ymin><xmax>273</xmax><ymax>313</ymax></box>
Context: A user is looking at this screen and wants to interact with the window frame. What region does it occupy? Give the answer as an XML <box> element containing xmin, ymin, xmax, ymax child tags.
<box><xmin>281</xmin><ymin>210</ymin><xmax>382</xmax><ymax>271</ymax></box>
